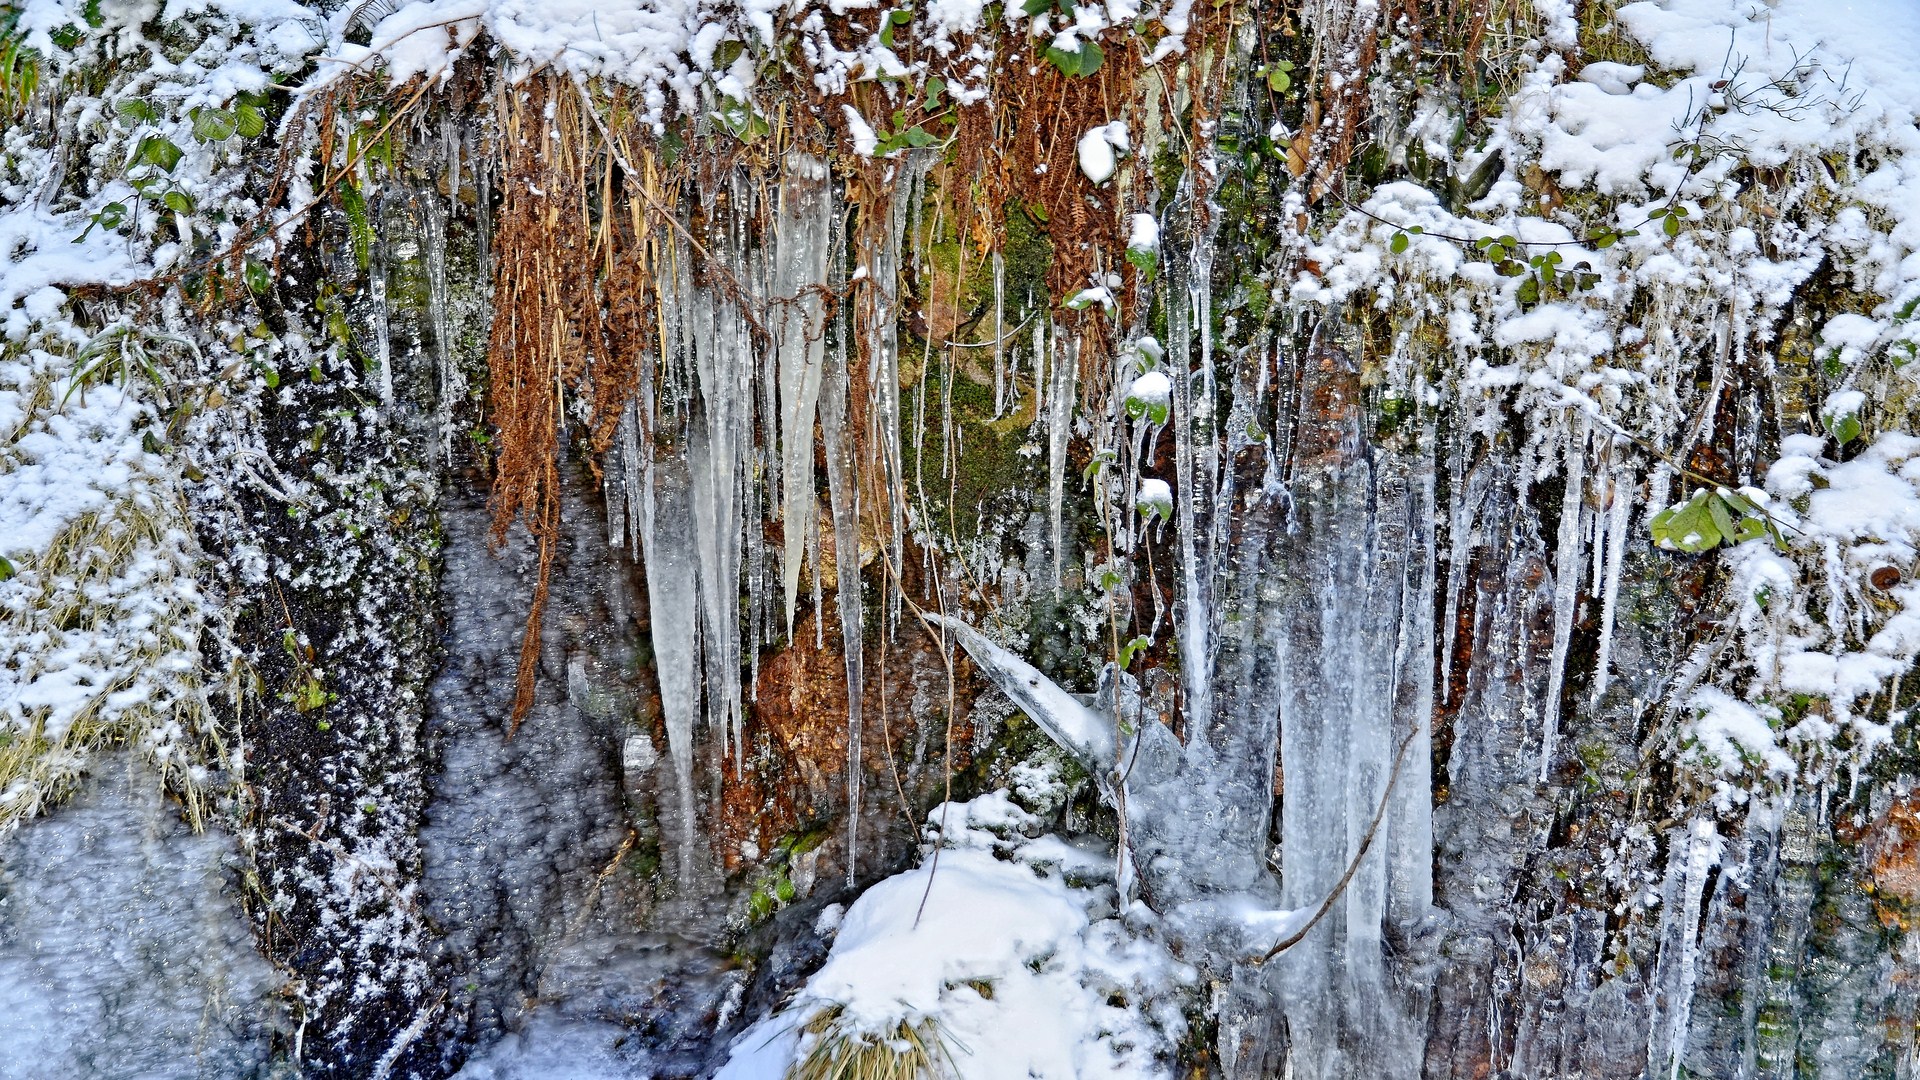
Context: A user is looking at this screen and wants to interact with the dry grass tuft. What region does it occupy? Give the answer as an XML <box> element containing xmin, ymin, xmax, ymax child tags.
<box><xmin>786</xmin><ymin>1005</ymin><xmax>958</xmax><ymax>1080</ymax></box>
<box><xmin>0</xmin><ymin>359</ymin><xmax>217</xmax><ymax>836</ymax></box>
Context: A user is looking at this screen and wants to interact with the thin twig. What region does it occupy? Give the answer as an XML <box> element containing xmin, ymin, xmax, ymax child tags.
<box><xmin>1257</xmin><ymin>724</ymin><xmax>1419</xmax><ymax>962</ymax></box>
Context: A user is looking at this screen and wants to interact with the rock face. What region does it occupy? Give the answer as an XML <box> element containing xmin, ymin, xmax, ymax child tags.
<box><xmin>4</xmin><ymin>3</ymin><xmax>1920</xmax><ymax>1078</ymax></box>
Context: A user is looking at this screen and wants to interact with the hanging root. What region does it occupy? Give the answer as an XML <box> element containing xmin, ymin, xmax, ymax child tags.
<box><xmin>484</xmin><ymin>76</ymin><xmax>663</xmax><ymax>734</ymax></box>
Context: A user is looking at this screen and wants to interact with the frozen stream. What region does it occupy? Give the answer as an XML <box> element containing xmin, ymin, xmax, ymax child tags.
<box><xmin>0</xmin><ymin>757</ymin><xmax>280</xmax><ymax>1079</ymax></box>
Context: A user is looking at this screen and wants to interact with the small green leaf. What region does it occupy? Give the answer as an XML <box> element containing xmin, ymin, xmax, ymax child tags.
<box><xmin>116</xmin><ymin>99</ymin><xmax>158</xmax><ymax>124</ymax></box>
<box><xmin>1827</xmin><ymin>411</ymin><xmax>1862</xmax><ymax>445</ymax></box>
<box><xmin>1117</xmin><ymin>635</ymin><xmax>1151</xmax><ymax>670</ymax></box>
<box><xmin>1650</xmin><ymin>490</ymin><xmax>1722</xmax><ymax>553</ymax></box>
<box><xmin>1389</xmin><ymin>231</ymin><xmax>1410</xmax><ymax>254</ymax></box>
<box><xmin>0</xmin><ymin>555</ymin><xmax>14</xmax><ymax>581</ymax></box>
<box><xmin>1044</xmin><ymin>40</ymin><xmax>1104</xmax><ymax>78</ymax></box>
<box><xmin>162</xmin><ymin>189</ymin><xmax>195</xmax><ymax>214</ymax></box>
<box><xmin>1663</xmin><ymin>214</ymin><xmax>1682</xmax><ymax>237</ymax></box>
<box><xmin>1706</xmin><ymin>491</ymin><xmax>1738</xmax><ymax>542</ymax></box>
<box><xmin>235</xmin><ymin>102</ymin><xmax>266</xmax><ymax>138</ymax></box>
<box><xmin>245</xmin><ymin>258</ymin><xmax>272</xmax><ymax>296</ymax></box>
<box><xmin>138</xmin><ymin>135</ymin><xmax>183</xmax><ymax>173</ymax></box>
<box><xmin>191</xmin><ymin>106</ymin><xmax>236</xmax><ymax>143</ymax></box>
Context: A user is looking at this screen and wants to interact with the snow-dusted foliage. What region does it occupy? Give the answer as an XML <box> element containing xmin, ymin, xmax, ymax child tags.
<box><xmin>1302</xmin><ymin>0</ymin><xmax>1920</xmax><ymax>796</ymax></box>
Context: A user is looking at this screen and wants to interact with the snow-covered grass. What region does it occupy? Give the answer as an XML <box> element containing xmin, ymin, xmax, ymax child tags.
<box><xmin>0</xmin><ymin>335</ymin><xmax>213</xmax><ymax>835</ymax></box>
<box><xmin>716</xmin><ymin>792</ymin><xmax>1187</xmax><ymax>1080</ymax></box>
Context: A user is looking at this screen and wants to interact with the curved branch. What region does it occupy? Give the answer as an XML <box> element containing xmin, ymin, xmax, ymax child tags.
<box><xmin>1257</xmin><ymin>725</ymin><xmax>1420</xmax><ymax>963</ymax></box>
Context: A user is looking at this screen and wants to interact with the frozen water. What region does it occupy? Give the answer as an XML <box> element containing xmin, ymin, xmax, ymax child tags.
<box><xmin>0</xmin><ymin>758</ymin><xmax>280</xmax><ymax>1080</ymax></box>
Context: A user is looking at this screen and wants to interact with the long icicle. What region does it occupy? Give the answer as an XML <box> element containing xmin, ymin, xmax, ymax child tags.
<box><xmin>1541</xmin><ymin>414</ymin><xmax>1589</xmax><ymax>781</ymax></box>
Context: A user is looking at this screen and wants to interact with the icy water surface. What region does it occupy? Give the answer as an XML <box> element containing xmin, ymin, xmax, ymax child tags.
<box><xmin>0</xmin><ymin>757</ymin><xmax>279</xmax><ymax>1079</ymax></box>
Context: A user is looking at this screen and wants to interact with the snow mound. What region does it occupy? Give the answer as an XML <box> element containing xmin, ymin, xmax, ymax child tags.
<box><xmin>715</xmin><ymin>793</ymin><xmax>1185</xmax><ymax>1080</ymax></box>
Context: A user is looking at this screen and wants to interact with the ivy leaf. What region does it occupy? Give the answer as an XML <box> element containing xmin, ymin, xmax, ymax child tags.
<box><xmin>1044</xmin><ymin>40</ymin><xmax>1104</xmax><ymax>78</ymax></box>
<box><xmin>1826</xmin><ymin>410</ymin><xmax>1862</xmax><ymax>445</ymax></box>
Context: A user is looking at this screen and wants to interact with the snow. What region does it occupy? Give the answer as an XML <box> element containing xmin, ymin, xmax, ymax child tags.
<box><xmin>714</xmin><ymin>793</ymin><xmax>1183</xmax><ymax>1080</ymax></box>
<box><xmin>1129</xmin><ymin>213</ymin><xmax>1160</xmax><ymax>253</ymax></box>
<box><xmin>1077</xmin><ymin>122</ymin><xmax>1129</xmax><ymax>184</ymax></box>
<box><xmin>1136</xmin><ymin>477</ymin><xmax>1173</xmax><ymax>517</ymax></box>
<box><xmin>1127</xmin><ymin>369</ymin><xmax>1172</xmax><ymax>411</ymax></box>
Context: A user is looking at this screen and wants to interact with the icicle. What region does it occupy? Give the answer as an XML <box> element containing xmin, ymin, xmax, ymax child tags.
<box><xmin>775</xmin><ymin>152</ymin><xmax>831</xmax><ymax>638</ymax></box>
<box><xmin>1591</xmin><ymin>463</ymin><xmax>1634</xmax><ymax>704</ymax></box>
<box><xmin>992</xmin><ymin>252</ymin><xmax>1007</xmax><ymax>418</ymax></box>
<box><xmin>1169</xmin><ymin>254</ymin><xmax>1212</xmax><ymax>731</ymax></box>
<box><xmin>421</xmin><ymin>183</ymin><xmax>461</xmax><ymax>464</ymax></box>
<box><xmin>370</xmin><ymin>203</ymin><xmax>394</xmax><ymax>407</ymax></box>
<box><xmin>1439</xmin><ymin>431</ymin><xmax>1477</xmax><ymax>696</ymax></box>
<box><xmin>1048</xmin><ymin>331</ymin><xmax>1076</xmax><ymax>589</ymax></box>
<box><xmin>1656</xmin><ymin>818</ymin><xmax>1723</xmax><ymax>1080</ymax></box>
<box><xmin>639</xmin><ymin>454</ymin><xmax>703</xmax><ymax>892</ymax></box>
<box><xmin>689</xmin><ymin>256</ymin><xmax>750</xmax><ymax>766</ymax></box>
<box><xmin>823</xmin><ymin>305</ymin><xmax>865</xmax><ymax>889</ymax></box>
<box><xmin>1540</xmin><ymin>415</ymin><xmax>1588</xmax><ymax>782</ymax></box>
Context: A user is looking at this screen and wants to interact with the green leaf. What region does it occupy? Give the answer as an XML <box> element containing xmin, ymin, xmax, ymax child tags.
<box><xmin>234</xmin><ymin>102</ymin><xmax>266</xmax><ymax>138</ymax></box>
<box><xmin>115</xmin><ymin>99</ymin><xmax>158</xmax><ymax>124</ymax></box>
<box><xmin>1515</xmin><ymin>276</ymin><xmax>1539</xmax><ymax>305</ymax></box>
<box><xmin>0</xmin><ymin>554</ymin><xmax>13</xmax><ymax>581</ymax></box>
<box><xmin>1117</xmin><ymin>634</ymin><xmax>1151</xmax><ymax>670</ymax></box>
<box><xmin>245</xmin><ymin>258</ymin><xmax>272</xmax><ymax>296</ymax></box>
<box><xmin>1827</xmin><ymin>411</ymin><xmax>1862</xmax><ymax>445</ymax></box>
<box><xmin>191</xmin><ymin>106</ymin><xmax>236</xmax><ymax>143</ymax></box>
<box><xmin>1020</xmin><ymin>0</ymin><xmax>1052</xmax><ymax>16</ymax></box>
<box><xmin>1125</xmin><ymin>245</ymin><xmax>1158</xmax><ymax>277</ymax></box>
<box><xmin>1706</xmin><ymin>490</ymin><xmax>1738</xmax><ymax>542</ymax></box>
<box><xmin>924</xmin><ymin>76</ymin><xmax>946</xmax><ymax>107</ymax></box>
<box><xmin>138</xmin><ymin>135</ymin><xmax>183</xmax><ymax>173</ymax></box>
<box><xmin>1650</xmin><ymin>490</ymin><xmax>1722</xmax><ymax>553</ymax></box>
<box><xmin>1663</xmin><ymin>214</ymin><xmax>1682</xmax><ymax>237</ymax></box>
<box><xmin>1389</xmin><ymin>231</ymin><xmax>1410</xmax><ymax>254</ymax></box>
<box><xmin>162</xmin><ymin>189</ymin><xmax>195</xmax><ymax>215</ymax></box>
<box><xmin>1044</xmin><ymin>39</ymin><xmax>1104</xmax><ymax>78</ymax></box>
